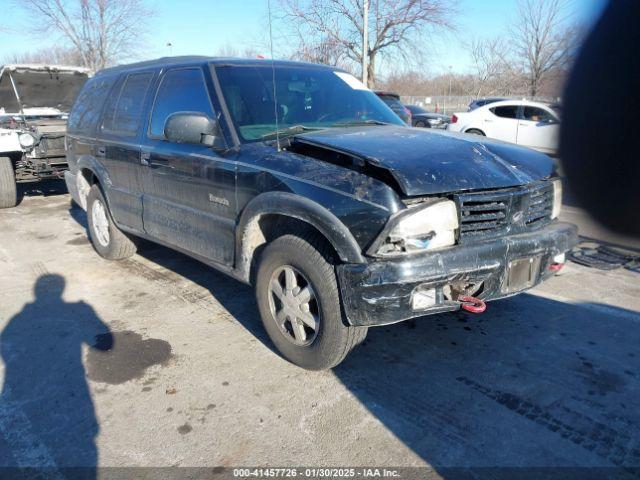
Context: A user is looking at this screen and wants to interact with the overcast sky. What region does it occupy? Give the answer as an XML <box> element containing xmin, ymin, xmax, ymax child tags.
<box><xmin>0</xmin><ymin>0</ymin><xmax>608</xmax><ymax>76</ymax></box>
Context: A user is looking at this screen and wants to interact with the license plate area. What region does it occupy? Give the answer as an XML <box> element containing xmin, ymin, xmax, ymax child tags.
<box><xmin>502</xmin><ymin>256</ymin><xmax>542</xmax><ymax>294</ymax></box>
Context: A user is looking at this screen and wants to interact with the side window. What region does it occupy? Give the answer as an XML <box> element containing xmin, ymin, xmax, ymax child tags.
<box><xmin>490</xmin><ymin>105</ymin><xmax>519</xmax><ymax>119</ymax></box>
<box><xmin>101</xmin><ymin>72</ymin><xmax>153</xmax><ymax>136</ymax></box>
<box><xmin>67</xmin><ymin>76</ymin><xmax>116</xmax><ymax>135</ymax></box>
<box><xmin>522</xmin><ymin>106</ymin><xmax>554</xmax><ymax>123</ymax></box>
<box><xmin>149</xmin><ymin>68</ymin><xmax>214</xmax><ymax>138</ymax></box>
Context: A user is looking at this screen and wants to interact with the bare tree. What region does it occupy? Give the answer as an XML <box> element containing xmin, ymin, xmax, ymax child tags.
<box><xmin>510</xmin><ymin>0</ymin><xmax>578</xmax><ymax>96</ymax></box>
<box><xmin>17</xmin><ymin>0</ymin><xmax>154</xmax><ymax>70</ymax></box>
<box><xmin>278</xmin><ymin>0</ymin><xmax>455</xmax><ymax>87</ymax></box>
<box><xmin>293</xmin><ymin>34</ymin><xmax>351</xmax><ymax>69</ymax></box>
<box><xmin>3</xmin><ymin>46</ymin><xmax>84</xmax><ymax>65</ymax></box>
<box><xmin>469</xmin><ymin>37</ymin><xmax>521</xmax><ymax>97</ymax></box>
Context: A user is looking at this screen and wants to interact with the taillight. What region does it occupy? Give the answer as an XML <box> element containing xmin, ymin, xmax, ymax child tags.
<box><xmin>404</xmin><ymin>107</ymin><xmax>412</xmax><ymax>125</ymax></box>
<box><xmin>451</xmin><ymin>114</ymin><xmax>458</xmax><ymax>124</ymax></box>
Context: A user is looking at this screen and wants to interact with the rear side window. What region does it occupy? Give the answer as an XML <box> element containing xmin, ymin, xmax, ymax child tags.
<box><xmin>490</xmin><ymin>105</ymin><xmax>519</xmax><ymax>119</ymax></box>
<box><xmin>149</xmin><ymin>68</ymin><xmax>214</xmax><ymax>138</ymax></box>
<box><xmin>67</xmin><ymin>76</ymin><xmax>116</xmax><ymax>135</ymax></box>
<box><xmin>101</xmin><ymin>72</ymin><xmax>153</xmax><ymax>136</ymax></box>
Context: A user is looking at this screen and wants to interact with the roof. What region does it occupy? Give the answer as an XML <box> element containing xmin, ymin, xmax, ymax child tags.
<box><xmin>95</xmin><ymin>56</ymin><xmax>337</xmax><ymax>76</ymax></box>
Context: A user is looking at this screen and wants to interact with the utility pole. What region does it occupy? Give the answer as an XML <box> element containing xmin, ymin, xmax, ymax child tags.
<box><xmin>448</xmin><ymin>65</ymin><xmax>452</xmax><ymax>114</ymax></box>
<box><xmin>362</xmin><ymin>0</ymin><xmax>369</xmax><ymax>87</ymax></box>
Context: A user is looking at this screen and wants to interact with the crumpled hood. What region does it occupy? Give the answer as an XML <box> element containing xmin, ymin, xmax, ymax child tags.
<box><xmin>0</xmin><ymin>65</ymin><xmax>90</xmax><ymax>113</ymax></box>
<box><xmin>294</xmin><ymin>125</ymin><xmax>555</xmax><ymax>196</ymax></box>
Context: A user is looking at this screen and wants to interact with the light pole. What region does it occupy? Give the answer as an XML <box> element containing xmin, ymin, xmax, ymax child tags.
<box><xmin>362</xmin><ymin>0</ymin><xmax>369</xmax><ymax>87</ymax></box>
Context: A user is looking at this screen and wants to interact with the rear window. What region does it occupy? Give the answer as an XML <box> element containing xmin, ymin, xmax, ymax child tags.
<box><xmin>101</xmin><ymin>72</ymin><xmax>153</xmax><ymax>136</ymax></box>
<box><xmin>490</xmin><ymin>105</ymin><xmax>519</xmax><ymax>119</ymax></box>
<box><xmin>67</xmin><ymin>76</ymin><xmax>117</xmax><ymax>135</ymax></box>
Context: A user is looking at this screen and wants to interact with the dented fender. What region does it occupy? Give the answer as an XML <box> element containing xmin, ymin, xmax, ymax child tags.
<box><xmin>235</xmin><ymin>191</ymin><xmax>366</xmax><ymax>281</ymax></box>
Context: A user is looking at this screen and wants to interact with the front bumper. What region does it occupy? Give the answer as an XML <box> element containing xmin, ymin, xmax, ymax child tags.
<box><xmin>337</xmin><ymin>221</ymin><xmax>578</xmax><ymax>326</ymax></box>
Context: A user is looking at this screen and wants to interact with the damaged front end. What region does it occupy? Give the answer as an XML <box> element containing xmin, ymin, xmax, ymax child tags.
<box><xmin>336</xmin><ymin>179</ymin><xmax>577</xmax><ymax>326</ymax></box>
<box><xmin>0</xmin><ymin>64</ymin><xmax>90</xmax><ymax>182</ymax></box>
<box><xmin>2</xmin><ymin>116</ymin><xmax>69</xmax><ymax>181</ymax></box>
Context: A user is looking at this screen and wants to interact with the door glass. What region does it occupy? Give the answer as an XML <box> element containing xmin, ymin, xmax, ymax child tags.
<box><xmin>490</xmin><ymin>105</ymin><xmax>519</xmax><ymax>119</ymax></box>
<box><xmin>149</xmin><ymin>68</ymin><xmax>215</xmax><ymax>138</ymax></box>
<box><xmin>102</xmin><ymin>72</ymin><xmax>153</xmax><ymax>136</ymax></box>
<box><xmin>522</xmin><ymin>106</ymin><xmax>554</xmax><ymax>123</ymax></box>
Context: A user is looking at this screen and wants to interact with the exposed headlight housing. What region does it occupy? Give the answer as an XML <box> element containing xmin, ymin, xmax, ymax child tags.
<box><xmin>551</xmin><ymin>178</ymin><xmax>562</xmax><ymax>219</ymax></box>
<box><xmin>18</xmin><ymin>132</ymin><xmax>36</xmax><ymax>149</ymax></box>
<box><xmin>369</xmin><ymin>199</ymin><xmax>459</xmax><ymax>257</ymax></box>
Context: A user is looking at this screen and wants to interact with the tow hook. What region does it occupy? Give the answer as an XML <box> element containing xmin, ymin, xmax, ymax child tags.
<box><xmin>459</xmin><ymin>295</ymin><xmax>486</xmax><ymax>313</ymax></box>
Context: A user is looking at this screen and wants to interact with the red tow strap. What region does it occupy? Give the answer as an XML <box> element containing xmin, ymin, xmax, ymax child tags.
<box><xmin>458</xmin><ymin>295</ymin><xmax>486</xmax><ymax>314</ymax></box>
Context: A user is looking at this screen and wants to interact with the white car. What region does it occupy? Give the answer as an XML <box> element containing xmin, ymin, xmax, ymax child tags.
<box><xmin>447</xmin><ymin>100</ymin><xmax>560</xmax><ymax>155</ymax></box>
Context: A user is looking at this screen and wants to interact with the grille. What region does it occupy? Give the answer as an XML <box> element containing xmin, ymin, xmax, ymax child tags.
<box><xmin>36</xmin><ymin>135</ymin><xmax>65</xmax><ymax>156</ymax></box>
<box><xmin>456</xmin><ymin>182</ymin><xmax>553</xmax><ymax>240</ymax></box>
<box><xmin>460</xmin><ymin>194</ymin><xmax>509</xmax><ymax>236</ymax></box>
<box><xmin>525</xmin><ymin>183</ymin><xmax>554</xmax><ymax>226</ymax></box>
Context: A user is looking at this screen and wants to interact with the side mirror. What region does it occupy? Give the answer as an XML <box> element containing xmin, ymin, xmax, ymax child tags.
<box><xmin>163</xmin><ymin>112</ymin><xmax>225</xmax><ymax>148</ymax></box>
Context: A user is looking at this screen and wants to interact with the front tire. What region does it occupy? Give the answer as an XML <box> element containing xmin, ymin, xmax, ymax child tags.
<box><xmin>86</xmin><ymin>184</ymin><xmax>137</xmax><ymax>260</ymax></box>
<box><xmin>256</xmin><ymin>233</ymin><xmax>367</xmax><ymax>370</ymax></box>
<box><xmin>0</xmin><ymin>156</ymin><xmax>18</xmax><ymax>209</ymax></box>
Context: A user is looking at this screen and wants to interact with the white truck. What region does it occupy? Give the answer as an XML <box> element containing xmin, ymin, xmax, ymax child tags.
<box><xmin>0</xmin><ymin>64</ymin><xmax>90</xmax><ymax>208</ymax></box>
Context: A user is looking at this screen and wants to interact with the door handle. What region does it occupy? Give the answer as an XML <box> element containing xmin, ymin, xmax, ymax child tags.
<box><xmin>96</xmin><ymin>146</ymin><xmax>106</xmax><ymax>157</ymax></box>
<box><xmin>140</xmin><ymin>150</ymin><xmax>150</xmax><ymax>166</ymax></box>
<box><xmin>484</xmin><ymin>119</ymin><xmax>492</xmax><ymax>123</ymax></box>
<box><xmin>518</xmin><ymin>123</ymin><xmax>528</xmax><ymax>127</ymax></box>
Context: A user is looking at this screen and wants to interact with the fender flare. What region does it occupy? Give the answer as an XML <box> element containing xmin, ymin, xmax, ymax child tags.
<box><xmin>235</xmin><ymin>192</ymin><xmax>366</xmax><ymax>279</ymax></box>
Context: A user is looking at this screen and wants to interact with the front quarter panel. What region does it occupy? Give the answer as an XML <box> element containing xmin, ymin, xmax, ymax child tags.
<box><xmin>234</xmin><ymin>142</ymin><xmax>404</xmax><ymax>256</ymax></box>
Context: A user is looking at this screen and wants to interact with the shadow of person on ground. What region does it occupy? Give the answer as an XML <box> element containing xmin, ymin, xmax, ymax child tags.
<box><xmin>0</xmin><ymin>274</ymin><xmax>112</xmax><ymax>478</ymax></box>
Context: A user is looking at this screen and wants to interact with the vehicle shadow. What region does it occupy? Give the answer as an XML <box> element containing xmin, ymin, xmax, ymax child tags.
<box><xmin>16</xmin><ymin>178</ymin><xmax>68</xmax><ymax>205</ymax></box>
<box><xmin>0</xmin><ymin>274</ymin><xmax>112</xmax><ymax>479</ymax></box>
<box><xmin>333</xmin><ymin>294</ymin><xmax>640</xmax><ymax>475</ymax></box>
<box><xmin>134</xmin><ymin>243</ymin><xmax>274</xmax><ymax>349</ymax></box>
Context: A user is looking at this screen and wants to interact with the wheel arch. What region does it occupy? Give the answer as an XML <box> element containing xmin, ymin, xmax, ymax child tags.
<box><xmin>75</xmin><ymin>156</ymin><xmax>113</xmax><ymax>208</ymax></box>
<box><xmin>236</xmin><ymin>192</ymin><xmax>366</xmax><ymax>284</ymax></box>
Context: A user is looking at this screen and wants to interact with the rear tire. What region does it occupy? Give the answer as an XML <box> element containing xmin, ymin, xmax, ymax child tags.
<box><xmin>0</xmin><ymin>156</ymin><xmax>18</xmax><ymax>209</ymax></box>
<box><xmin>86</xmin><ymin>184</ymin><xmax>137</xmax><ymax>260</ymax></box>
<box><xmin>255</xmin><ymin>233</ymin><xmax>367</xmax><ymax>370</ymax></box>
<box><xmin>466</xmin><ymin>128</ymin><xmax>485</xmax><ymax>136</ymax></box>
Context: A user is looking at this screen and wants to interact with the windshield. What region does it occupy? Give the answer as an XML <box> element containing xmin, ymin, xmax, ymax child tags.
<box><xmin>215</xmin><ymin>64</ymin><xmax>404</xmax><ymax>141</ymax></box>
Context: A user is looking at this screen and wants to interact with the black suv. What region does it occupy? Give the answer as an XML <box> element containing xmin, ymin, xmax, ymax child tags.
<box><xmin>65</xmin><ymin>57</ymin><xmax>577</xmax><ymax>369</ymax></box>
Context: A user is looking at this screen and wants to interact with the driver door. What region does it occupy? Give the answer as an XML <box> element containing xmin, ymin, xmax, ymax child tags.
<box><xmin>139</xmin><ymin>67</ymin><xmax>236</xmax><ymax>266</ymax></box>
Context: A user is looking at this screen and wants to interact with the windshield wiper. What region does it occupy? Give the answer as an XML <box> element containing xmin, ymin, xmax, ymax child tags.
<box><xmin>261</xmin><ymin>125</ymin><xmax>322</xmax><ymax>140</ymax></box>
<box><xmin>331</xmin><ymin>119</ymin><xmax>391</xmax><ymax>127</ymax></box>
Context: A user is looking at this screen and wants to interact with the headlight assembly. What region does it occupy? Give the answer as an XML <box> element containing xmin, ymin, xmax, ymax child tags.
<box><xmin>18</xmin><ymin>132</ymin><xmax>36</xmax><ymax>149</ymax></box>
<box><xmin>369</xmin><ymin>199</ymin><xmax>459</xmax><ymax>257</ymax></box>
<box><xmin>551</xmin><ymin>178</ymin><xmax>562</xmax><ymax>219</ymax></box>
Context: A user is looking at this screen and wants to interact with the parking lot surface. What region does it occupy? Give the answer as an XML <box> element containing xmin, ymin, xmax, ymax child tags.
<box><xmin>1</xmin><ymin>183</ymin><xmax>639</xmax><ymax>474</ymax></box>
